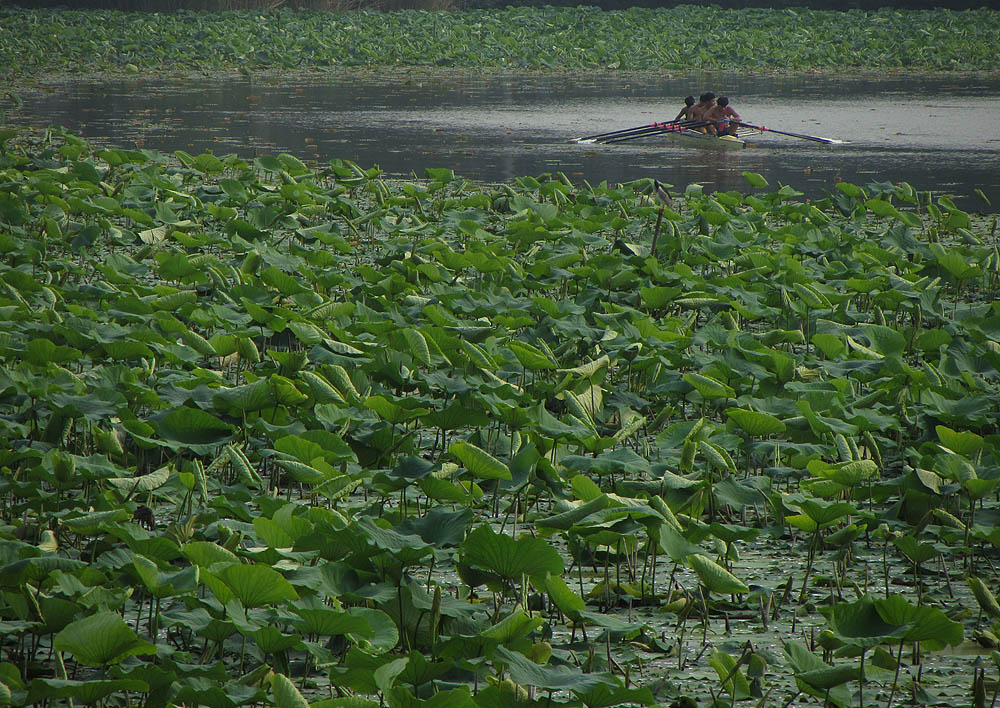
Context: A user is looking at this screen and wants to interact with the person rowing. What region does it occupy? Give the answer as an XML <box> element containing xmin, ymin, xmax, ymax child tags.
<box><xmin>673</xmin><ymin>95</ymin><xmax>696</xmax><ymax>122</ymax></box>
<box><xmin>706</xmin><ymin>96</ymin><xmax>742</xmax><ymax>137</ymax></box>
<box><xmin>688</xmin><ymin>92</ymin><xmax>716</xmax><ymax>132</ymax></box>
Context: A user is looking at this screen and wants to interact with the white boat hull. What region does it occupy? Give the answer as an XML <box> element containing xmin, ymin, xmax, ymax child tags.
<box><xmin>657</xmin><ymin>128</ymin><xmax>748</xmax><ymax>150</ymax></box>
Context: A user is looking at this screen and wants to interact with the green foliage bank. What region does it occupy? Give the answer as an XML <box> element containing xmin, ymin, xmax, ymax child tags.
<box><xmin>2</xmin><ymin>5</ymin><xmax>999</xmax><ymax>77</ymax></box>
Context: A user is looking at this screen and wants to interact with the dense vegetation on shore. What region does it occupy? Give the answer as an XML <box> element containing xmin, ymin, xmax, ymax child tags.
<box><xmin>2</xmin><ymin>5</ymin><xmax>999</xmax><ymax>77</ymax></box>
<box><xmin>0</xmin><ymin>124</ymin><xmax>999</xmax><ymax>706</ymax></box>
<box><xmin>4</xmin><ymin>0</ymin><xmax>990</xmax><ymax>10</ymax></box>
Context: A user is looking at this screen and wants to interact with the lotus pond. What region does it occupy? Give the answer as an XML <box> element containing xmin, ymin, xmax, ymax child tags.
<box><xmin>1</xmin><ymin>125</ymin><xmax>1000</xmax><ymax>708</ymax></box>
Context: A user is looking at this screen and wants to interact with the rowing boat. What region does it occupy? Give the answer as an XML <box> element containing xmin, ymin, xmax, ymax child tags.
<box><xmin>655</xmin><ymin>128</ymin><xmax>750</xmax><ymax>150</ymax></box>
<box><xmin>574</xmin><ymin>120</ymin><xmax>843</xmax><ymax>148</ymax></box>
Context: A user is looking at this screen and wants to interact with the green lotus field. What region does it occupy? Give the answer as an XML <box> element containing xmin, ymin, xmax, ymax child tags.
<box><xmin>0</xmin><ymin>123</ymin><xmax>998</xmax><ymax>706</ymax></box>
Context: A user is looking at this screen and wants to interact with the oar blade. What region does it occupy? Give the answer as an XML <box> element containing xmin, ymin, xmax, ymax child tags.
<box><xmin>737</xmin><ymin>122</ymin><xmax>846</xmax><ymax>145</ymax></box>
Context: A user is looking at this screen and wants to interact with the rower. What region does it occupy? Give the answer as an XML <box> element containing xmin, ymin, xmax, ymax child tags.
<box><xmin>674</xmin><ymin>95</ymin><xmax>696</xmax><ymax>122</ymax></box>
<box><xmin>706</xmin><ymin>96</ymin><xmax>742</xmax><ymax>136</ymax></box>
<box><xmin>689</xmin><ymin>92</ymin><xmax>716</xmax><ymax>132</ymax></box>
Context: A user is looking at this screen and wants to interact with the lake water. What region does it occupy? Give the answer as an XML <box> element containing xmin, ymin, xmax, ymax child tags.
<box><xmin>8</xmin><ymin>71</ymin><xmax>1000</xmax><ymax>212</ymax></box>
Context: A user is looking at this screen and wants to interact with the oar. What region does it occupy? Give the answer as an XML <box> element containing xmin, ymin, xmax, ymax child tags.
<box><xmin>736</xmin><ymin>122</ymin><xmax>846</xmax><ymax>145</ymax></box>
<box><xmin>602</xmin><ymin>121</ymin><xmax>711</xmax><ymax>144</ymax></box>
<box><xmin>573</xmin><ymin>118</ymin><xmax>685</xmax><ymax>144</ymax></box>
<box><xmin>598</xmin><ymin>120</ymin><xmax>708</xmax><ymax>144</ymax></box>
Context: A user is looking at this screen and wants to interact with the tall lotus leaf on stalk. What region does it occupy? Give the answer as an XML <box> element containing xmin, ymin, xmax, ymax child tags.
<box><xmin>356</xmin><ymin>516</ymin><xmax>436</xmax><ymax>581</ymax></box>
<box><xmin>457</xmin><ymin>524</ymin><xmax>563</xmax><ymax>602</ymax></box>
<box><xmin>725</xmin><ymin>406</ymin><xmax>785</xmax><ymax>476</ymax></box>
<box><xmin>933</xmin><ymin>450</ymin><xmax>1000</xmax><ymax>568</ymax></box>
<box><xmin>490</xmin><ymin>645</ymin><xmax>619</xmax><ymax>696</ymax></box>
<box><xmin>569</xmin><ymin>512</ymin><xmax>647</xmax><ymax>610</ymax></box>
<box><xmin>687</xmin><ymin>553</ymin><xmax>749</xmax><ymax>596</ymax></box>
<box><xmin>782</xmin><ymin>494</ymin><xmax>859</xmax><ymax>602</ymax></box>
<box><xmin>788</xmin><ymin>281</ymin><xmax>832</xmax><ymax>345</ymax></box>
<box><xmin>23</xmin><ymin>679</ymin><xmax>151</xmax><ymax>706</ymax></box>
<box><xmin>54</xmin><ymin>611</ymin><xmax>156</xmax><ymax>667</ymax></box>
<box><xmin>935</xmin><ymin>424</ymin><xmax>983</xmax><ymax>458</ymax></box>
<box><xmin>449</xmin><ymin>440</ymin><xmax>512</xmax><ymax>482</ymax></box>
<box><xmin>826</xmin><ymin>594</ymin><xmax>963</xmax><ymax>708</ymax></box>
<box><xmin>929</xmin><ymin>242</ymin><xmax>981</xmax><ymax>300</ymax></box>
<box><xmin>104</xmin><ymin>464</ymin><xmax>171</xmax><ymax>504</ymax></box>
<box><xmin>683</xmin><ymin>372</ymin><xmax>736</xmax><ymax>411</ymax></box>
<box><xmin>146</xmin><ymin>406</ymin><xmax>236</xmax><ymax>456</ymax></box>
<box><xmin>422</xmin><ymin>401</ymin><xmax>490</xmax><ymax>454</ymax></box>
<box><xmin>559</xmin><ymin>446</ymin><xmax>650</xmax><ymax>486</ymax></box>
<box><xmin>365</xmin><ymin>394</ymin><xmax>431</xmax><ymax>467</ymax></box>
<box><xmin>508</xmin><ymin>338</ymin><xmax>558</xmax><ymax>384</ymax></box>
<box><xmin>862</xmin><ymin>324</ymin><xmax>907</xmax><ymax>360</ymax></box>
<box><xmin>708</xmin><ymin>647</ymin><xmax>753</xmax><ymax>704</ymax></box>
<box><xmin>819</xmin><ymin>595</ymin><xmax>896</xmax><ymax>708</ymax></box>
<box><xmin>478</xmin><ymin>605</ymin><xmax>545</xmax><ymax>652</ymax></box>
<box><xmin>784</xmin><ymin>640</ymin><xmax>856</xmax><ymax>708</ymax></box>
<box><xmin>890</xmin><ymin>535</ymin><xmax>939</xmax><ymax>605</ymax></box>
<box><xmin>968</xmin><ymin>576</ymin><xmax>1000</xmax><ymax>625</ymax></box>
<box><xmin>270</xmin><ymin>673</ymin><xmax>307</xmax><ymax>708</ymax></box>
<box><xmin>210</xmin><ymin>563</ymin><xmax>299</xmax><ymax>609</ymax></box>
<box><xmin>873</xmin><ymin>594</ymin><xmax>963</xmax><ymax>650</ymax></box>
<box><xmin>130</xmin><ymin>552</ymin><xmax>198</xmax><ymax>635</ymax></box>
<box><xmin>805</xmin><ymin>458</ymin><xmax>879</xmax><ymax>502</ymax></box>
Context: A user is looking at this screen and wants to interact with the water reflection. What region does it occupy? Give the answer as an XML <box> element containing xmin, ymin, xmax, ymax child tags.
<box><xmin>7</xmin><ymin>71</ymin><xmax>999</xmax><ymax>211</ymax></box>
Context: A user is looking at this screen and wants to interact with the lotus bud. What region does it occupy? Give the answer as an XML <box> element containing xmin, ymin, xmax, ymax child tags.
<box><xmin>49</xmin><ymin>450</ymin><xmax>76</xmax><ymax>485</ymax></box>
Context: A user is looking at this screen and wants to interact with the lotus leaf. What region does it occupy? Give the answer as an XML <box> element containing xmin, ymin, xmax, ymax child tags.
<box><xmin>215</xmin><ymin>564</ymin><xmax>298</xmax><ymax>608</ymax></box>
<box><xmin>492</xmin><ymin>645</ymin><xmax>618</xmax><ymax>693</ymax></box>
<box><xmin>25</xmin><ymin>678</ymin><xmax>149</xmax><ymax>705</ymax></box>
<box><xmin>54</xmin><ymin>611</ymin><xmax>155</xmax><ymax>666</ymax></box>
<box><xmin>460</xmin><ymin>525</ymin><xmax>563</xmax><ymax>584</ymax></box>
<box><xmin>687</xmin><ymin>553</ymin><xmax>749</xmax><ymax>595</ymax></box>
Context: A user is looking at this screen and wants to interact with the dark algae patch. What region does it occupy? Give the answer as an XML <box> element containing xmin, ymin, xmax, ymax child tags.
<box><xmin>1</xmin><ymin>126</ymin><xmax>1000</xmax><ymax>706</ymax></box>
<box><xmin>1</xmin><ymin>6</ymin><xmax>999</xmax><ymax>78</ymax></box>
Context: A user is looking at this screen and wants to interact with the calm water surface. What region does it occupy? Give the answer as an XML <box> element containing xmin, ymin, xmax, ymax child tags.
<box><xmin>9</xmin><ymin>71</ymin><xmax>1000</xmax><ymax>211</ymax></box>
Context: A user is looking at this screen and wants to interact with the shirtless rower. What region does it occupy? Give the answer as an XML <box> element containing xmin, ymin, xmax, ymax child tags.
<box><xmin>688</xmin><ymin>92</ymin><xmax>716</xmax><ymax>132</ymax></box>
<box><xmin>673</xmin><ymin>95</ymin><xmax>696</xmax><ymax>122</ymax></box>
<box><xmin>706</xmin><ymin>96</ymin><xmax>742</xmax><ymax>137</ymax></box>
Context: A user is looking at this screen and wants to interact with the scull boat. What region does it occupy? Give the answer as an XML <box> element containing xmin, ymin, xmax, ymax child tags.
<box><xmin>655</xmin><ymin>128</ymin><xmax>755</xmax><ymax>151</ymax></box>
<box><xmin>574</xmin><ymin>120</ymin><xmax>842</xmax><ymax>148</ymax></box>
